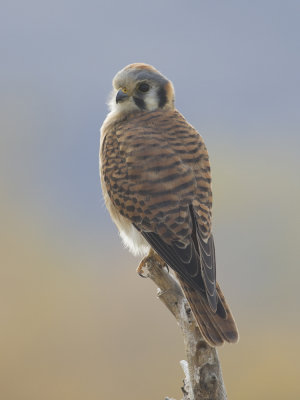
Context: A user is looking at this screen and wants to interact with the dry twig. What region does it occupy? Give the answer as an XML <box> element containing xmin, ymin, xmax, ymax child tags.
<box><xmin>142</xmin><ymin>256</ymin><xmax>227</xmax><ymax>400</ymax></box>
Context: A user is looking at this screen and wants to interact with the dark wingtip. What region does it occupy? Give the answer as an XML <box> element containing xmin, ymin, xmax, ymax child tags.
<box><xmin>216</xmin><ymin>298</ymin><xmax>227</xmax><ymax>319</ymax></box>
<box><xmin>227</xmin><ymin>329</ymin><xmax>239</xmax><ymax>343</ymax></box>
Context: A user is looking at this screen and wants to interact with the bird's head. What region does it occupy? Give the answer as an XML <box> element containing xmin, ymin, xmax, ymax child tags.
<box><xmin>108</xmin><ymin>63</ymin><xmax>175</xmax><ymax>114</ymax></box>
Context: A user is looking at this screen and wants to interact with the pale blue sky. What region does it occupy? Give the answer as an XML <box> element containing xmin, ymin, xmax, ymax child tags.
<box><xmin>1</xmin><ymin>2</ymin><xmax>299</xmax><ymax>311</ymax></box>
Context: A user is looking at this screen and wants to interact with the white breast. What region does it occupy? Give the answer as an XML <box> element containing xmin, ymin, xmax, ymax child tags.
<box><xmin>119</xmin><ymin>222</ymin><xmax>150</xmax><ymax>257</ymax></box>
<box><xmin>100</xmin><ymin>113</ymin><xmax>150</xmax><ymax>257</ymax></box>
<box><xmin>100</xmin><ymin>168</ymin><xmax>150</xmax><ymax>257</ymax></box>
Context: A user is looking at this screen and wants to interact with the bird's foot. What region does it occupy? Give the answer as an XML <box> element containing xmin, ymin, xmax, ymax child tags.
<box><xmin>136</xmin><ymin>256</ymin><xmax>151</xmax><ymax>278</ymax></box>
<box><xmin>136</xmin><ymin>251</ymin><xmax>167</xmax><ymax>278</ymax></box>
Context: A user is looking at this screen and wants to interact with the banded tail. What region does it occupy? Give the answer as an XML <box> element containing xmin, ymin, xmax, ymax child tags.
<box><xmin>177</xmin><ymin>274</ymin><xmax>239</xmax><ymax>346</ymax></box>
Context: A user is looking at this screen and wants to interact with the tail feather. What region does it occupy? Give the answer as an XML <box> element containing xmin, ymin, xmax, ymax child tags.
<box><xmin>177</xmin><ymin>273</ymin><xmax>239</xmax><ymax>346</ymax></box>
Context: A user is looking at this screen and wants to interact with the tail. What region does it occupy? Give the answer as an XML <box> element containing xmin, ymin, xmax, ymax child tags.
<box><xmin>176</xmin><ymin>274</ymin><xmax>239</xmax><ymax>347</ymax></box>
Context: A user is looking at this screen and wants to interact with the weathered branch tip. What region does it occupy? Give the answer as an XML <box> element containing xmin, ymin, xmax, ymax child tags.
<box><xmin>142</xmin><ymin>256</ymin><xmax>227</xmax><ymax>400</ymax></box>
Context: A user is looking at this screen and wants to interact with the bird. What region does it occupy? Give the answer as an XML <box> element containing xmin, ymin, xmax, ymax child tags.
<box><xmin>99</xmin><ymin>63</ymin><xmax>239</xmax><ymax>346</ymax></box>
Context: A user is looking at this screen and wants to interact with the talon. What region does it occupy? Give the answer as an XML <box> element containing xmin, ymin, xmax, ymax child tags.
<box><xmin>136</xmin><ymin>257</ymin><xmax>150</xmax><ymax>278</ymax></box>
<box><xmin>138</xmin><ymin>271</ymin><xmax>148</xmax><ymax>278</ymax></box>
<box><xmin>136</xmin><ymin>250</ymin><xmax>166</xmax><ymax>278</ymax></box>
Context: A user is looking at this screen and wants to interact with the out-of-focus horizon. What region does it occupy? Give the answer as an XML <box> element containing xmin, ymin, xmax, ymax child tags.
<box><xmin>1</xmin><ymin>1</ymin><xmax>300</xmax><ymax>399</ymax></box>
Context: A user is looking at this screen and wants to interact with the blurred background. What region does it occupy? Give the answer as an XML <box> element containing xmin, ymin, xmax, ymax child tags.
<box><xmin>1</xmin><ymin>1</ymin><xmax>300</xmax><ymax>399</ymax></box>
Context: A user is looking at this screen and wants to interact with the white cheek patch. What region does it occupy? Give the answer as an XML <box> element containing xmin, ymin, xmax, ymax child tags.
<box><xmin>144</xmin><ymin>88</ymin><xmax>158</xmax><ymax>111</ymax></box>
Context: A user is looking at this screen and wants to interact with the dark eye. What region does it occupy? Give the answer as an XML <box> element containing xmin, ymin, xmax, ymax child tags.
<box><xmin>138</xmin><ymin>82</ymin><xmax>150</xmax><ymax>92</ymax></box>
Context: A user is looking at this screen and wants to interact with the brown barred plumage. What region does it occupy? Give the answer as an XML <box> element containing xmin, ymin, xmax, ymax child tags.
<box><xmin>100</xmin><ymin>63</ymin><xmax>238</xmax><ymax>346</ymax></box>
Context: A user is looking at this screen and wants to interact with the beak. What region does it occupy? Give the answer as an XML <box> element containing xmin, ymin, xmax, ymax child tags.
<box><xmin>116</xmin><ymin>89</ymin><xmax>129</xmax><ymax>103</ymax></box>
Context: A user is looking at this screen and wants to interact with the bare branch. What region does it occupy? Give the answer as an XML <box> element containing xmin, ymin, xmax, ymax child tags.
<box><xmin>143</xmin><ymin>256</ymin><xmax>227</xmax><ymax>400</ymax></box>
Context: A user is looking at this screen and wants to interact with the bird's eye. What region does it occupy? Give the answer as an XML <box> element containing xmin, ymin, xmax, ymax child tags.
<box><xmin>138</xmin><ymin>82</ymin><xmax>150</xmax><ymax>92</ymax></box>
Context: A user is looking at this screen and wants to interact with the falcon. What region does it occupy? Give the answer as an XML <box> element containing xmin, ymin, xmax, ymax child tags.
<box><xmin>99</xmin><ymin>63</ymin><xmax>238</xmax><ymax>346</ymax></box>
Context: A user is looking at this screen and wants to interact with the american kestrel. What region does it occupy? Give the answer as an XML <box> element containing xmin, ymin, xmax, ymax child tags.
<box><xmin>99</xmin><ymin>63</ymin><xmax>238</xmax><ymax>346</ymax></box>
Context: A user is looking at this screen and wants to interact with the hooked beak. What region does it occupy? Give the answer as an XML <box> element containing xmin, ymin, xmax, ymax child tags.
<box><xmin>116</xmin><ymin>89</ymin><xmax>129</xmax><ymax>103</ymax></box>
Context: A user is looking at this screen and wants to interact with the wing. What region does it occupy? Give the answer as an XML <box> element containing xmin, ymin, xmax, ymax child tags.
<box><xmin>137</xmin><ymin>205</ymin><xmax>217</xmax><ymax>312</ymax></box>
<box><xmin>102</xmin><ymin>109</ymin><xmax>218</xmax><ymax>308</ymax></box>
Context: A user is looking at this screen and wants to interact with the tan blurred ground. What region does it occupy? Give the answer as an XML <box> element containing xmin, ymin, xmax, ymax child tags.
<box><xmin>1</xmin><ymin>147</ymin><xmax>299</xmax><ymax>399</ymax></box>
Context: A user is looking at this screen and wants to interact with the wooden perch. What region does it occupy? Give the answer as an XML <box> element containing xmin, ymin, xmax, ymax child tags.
<box><xmin>142</xmin><ymin>256</ymin><xmax>227</xmax><ymax>400</ymax></box>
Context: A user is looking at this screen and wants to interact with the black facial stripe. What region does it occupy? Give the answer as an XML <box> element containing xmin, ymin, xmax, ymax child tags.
<box><xmin>158</xmin><ymin>86</ymin><xmax>167</xmax><ymax>108</ymax></box>
<box><xmin>133</xmin><ymin>97</ymin><xmax>146</xmax><ymax>110</ymax></box>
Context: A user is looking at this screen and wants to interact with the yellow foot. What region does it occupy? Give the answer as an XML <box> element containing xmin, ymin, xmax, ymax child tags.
<box><xmin>136</xmin><ymin>251</ymin><xmax>166</xmax><ymax>278</ymax></box>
